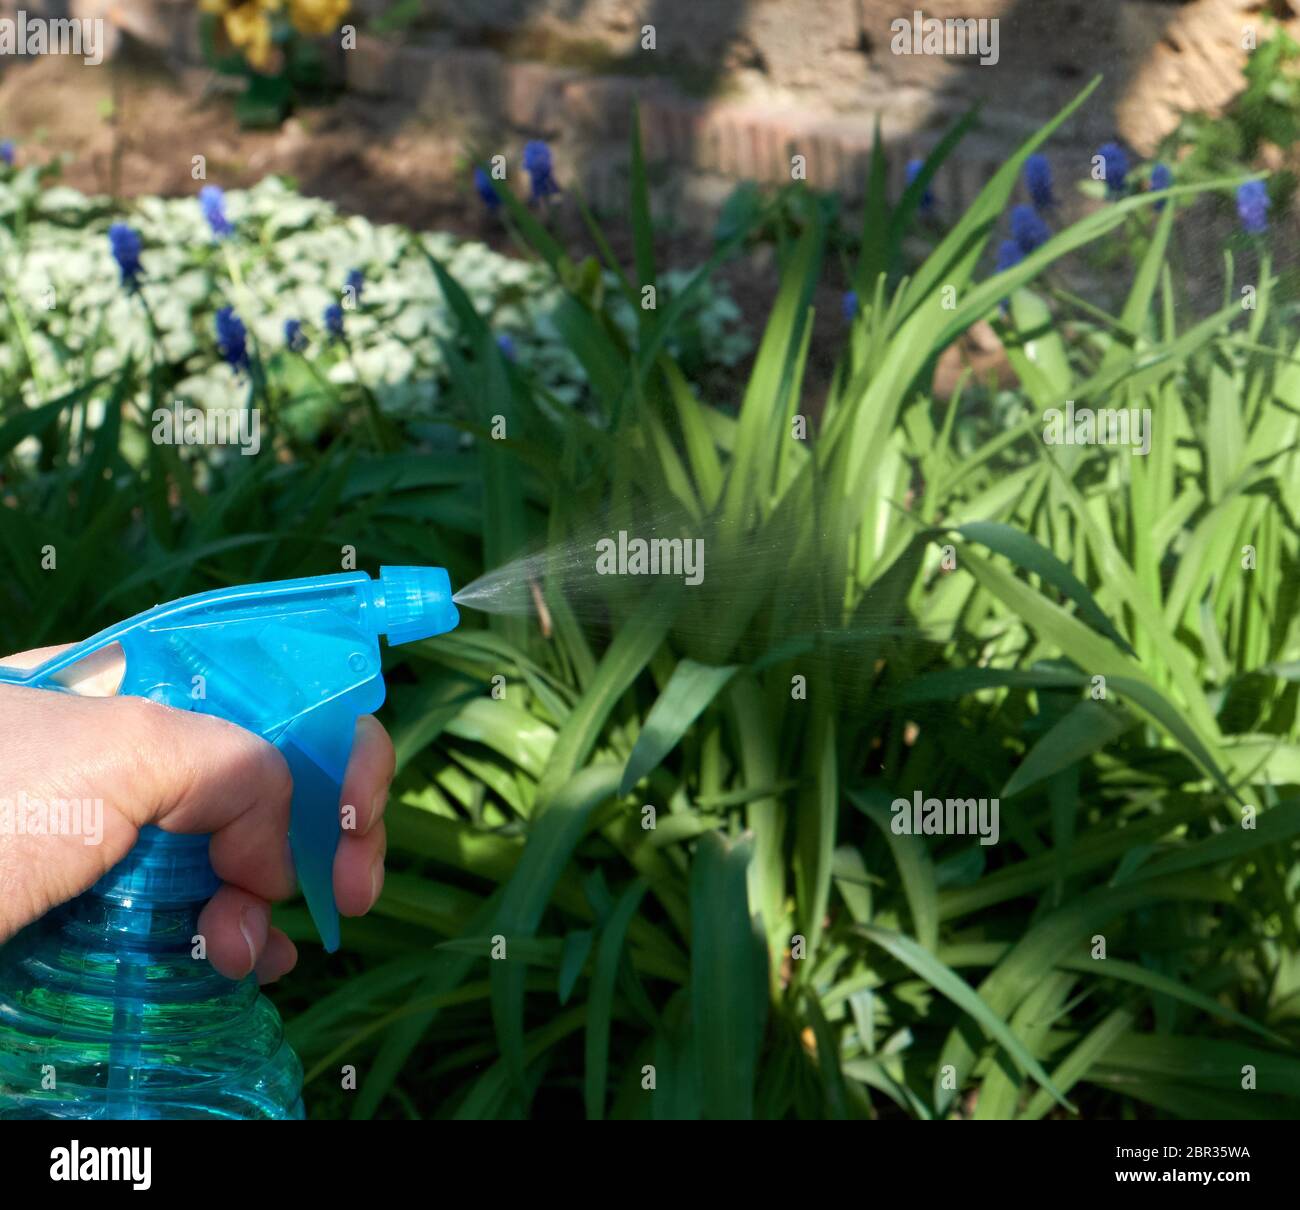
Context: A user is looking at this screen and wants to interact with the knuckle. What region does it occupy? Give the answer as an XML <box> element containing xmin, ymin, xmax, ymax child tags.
<box><xmin>243</xmin><ymin>734</ymin><xmax>293</xmax><ymax>822</ymax></box>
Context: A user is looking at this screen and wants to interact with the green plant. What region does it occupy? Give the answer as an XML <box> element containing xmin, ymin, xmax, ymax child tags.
<box><xmin>1160</xmin><ymin>24</ymin><xmax>1300</xmax><ymax>224</ymax></box>
<box><xmin>0</xmin><ymin>176</ymin><xmax>748</xmax><ymax>436</ymax></box>
<box><xmin>1</xmin><ymin>81</ymin><xmax>1297</xmax><ymax>1121</ymax></box>
<box><xmin>199</xmin><ymin>0</ymin><xmax>350</xmax><ymax>127</ymax></box>
<box><xmin>280</xmin><ymin>86</ymin><xmax>1300</xmax><ymax>1119</ymax></box>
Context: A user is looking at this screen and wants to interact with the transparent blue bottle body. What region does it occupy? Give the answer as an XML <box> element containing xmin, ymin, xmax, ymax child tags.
<box><xmin>0</xmin><ymin>829</ymin><xmax>303</xmax><ymax>1119</ymax></box>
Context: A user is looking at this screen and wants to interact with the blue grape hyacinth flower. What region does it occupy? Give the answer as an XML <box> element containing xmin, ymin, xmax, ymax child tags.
<box><xmin>284</xmin><ymin>318</ymin><xmax>307</xmax><ymax>353</ymax></box>
<box><xmin>842</xmin><ymin>290</ymin><xmax>858</xmax><ymax>323</ymax></box>
<box><xmin>199</xmin><ymin>185</ymin><xmax>233</xmax><ymax>240</ymax></box>
<box><xmin>215</xmin><ymin>306</ymin><xmax>249</xmax><ymax>373</ymax></box>
<box><xmin>1098</xmin><ymin>142</ymin><xmax>1129</xmax><ymax>198</ymax></box>
<box><xmin>108</xmin><ymin>223</ymin><xmax>143</xmax><ymax>290</ymax></box>
<box><xmin>1150</xmin><ymin>163</ymin><xmax>1173</xmax><ymax>210</ymax></box>
<box><xmin>324</xmin><ymin>302</ymin><xmax>345</xmax><ymax>340</ymax></box>
<box><xmin>496</xmin><ymin>333</ymin><xmax>517</xmax><ymax>361</ymax></box>
<box><xmin>996</xmin><ymin>239</ymin><xmax>1025</xmax><ymax>273</ymax></box>
<box><xmin>905</xmin><ymin>159</ymin><xmax>935</xmax><ymax>215</ymax></box>
<box><xmin>995</xmin><ymin>240</ymin><xmax>1024</xmax><ymax>312</ymax></box>
<box><xmin>1024</xmin><ymin>153</ymin><xmax>1054</xmax><ymax>209</ymax></box>
<box><xmin>1237</xmin><ymin>180</ymin><xmax>1270</xmax><ymax>234</ymax></box>
<box><xmin>345</xmin><ymin>268</ymin><xmax>365</xmax><ymax>303</ymax></box>
<box><xmin>523</xmin><ymin>140</ymin><xmax>558</xmax><ymax>201</ymax></box>
<box><xmin>474</xmin><ymin>165</ymin><xmax>501</xmax><ymax>212</ymax></box>
<box><xmin>0</xmin><ymin>140</ymin><xmax>14</xmax><ymax>166</ymax></box>
<box><xmin>1010</xmin><ymin>204</ymin><xmax>1051</xmax><ymax>254</ymax></box>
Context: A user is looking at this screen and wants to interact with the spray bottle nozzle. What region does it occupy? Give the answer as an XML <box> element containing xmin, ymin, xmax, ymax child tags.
<box><xmin>372</xmin><ymin>566</ymin><xmax>460</xmax><ymax>645</ymax></box>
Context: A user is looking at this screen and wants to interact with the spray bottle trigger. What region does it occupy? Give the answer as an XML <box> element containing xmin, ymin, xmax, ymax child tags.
<box><xmin>274</xmin><ymin>695</ymin><xmax>373</xmax><ymax>954</ymax></box>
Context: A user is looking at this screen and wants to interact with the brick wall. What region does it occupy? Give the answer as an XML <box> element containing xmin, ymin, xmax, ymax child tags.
<box><xmin>3</xmin><ymin>0</ymin><xmax>1295</xmax><ymax>220</ymax></box>
<box><xmin>333</xmin><ymin>0</ymin><xmax>1292</xmax><ymax>216</ymax></box>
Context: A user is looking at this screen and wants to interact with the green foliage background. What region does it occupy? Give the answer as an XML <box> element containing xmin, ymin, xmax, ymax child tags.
<box><xmin>2</xmin><ymin>79</ymin><xmax>1299</xmax><ymax>1119</ymax></box>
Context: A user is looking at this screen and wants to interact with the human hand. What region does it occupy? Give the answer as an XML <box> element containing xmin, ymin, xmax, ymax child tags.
<box><xmin>0</xmin><ymin>644</ymin><xmax>394</xmax><ymax>983</ymax></box>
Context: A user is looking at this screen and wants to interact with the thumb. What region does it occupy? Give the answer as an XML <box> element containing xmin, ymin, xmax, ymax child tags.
<box><xmin>0</xmin><ymin>651</ymin><xmax>294</xmax><ymax>941</ymax></box>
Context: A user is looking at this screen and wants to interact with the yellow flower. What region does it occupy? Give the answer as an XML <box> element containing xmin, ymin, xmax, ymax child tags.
<box><xmin>288</xmin><ymin>0</ymin><xmax>349</xmax><ymax>37</ymax></box>
<box><xmin>202</xmin><ymin>0</ymin><xmax>282</xmax><ymax>11</ymax></box>
<box><xmin>223</xmin><ymin>3</ymin><xmax>274</xmax><ymax>70</ymax></box>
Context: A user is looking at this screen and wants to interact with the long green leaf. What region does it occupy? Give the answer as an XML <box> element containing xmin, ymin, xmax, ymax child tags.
<box><xmin>857</xmin><ymin>925</ymin><xmax>1074</xmax><ymax>1111</ymax></box>
<box><xmin>620</xmin><ymin>658</ymin><xmax>738</xmax><ymax>795</ymax></box>
<box><xmin>691</xmin><ymin>832</ymin><xmax>769</xmax><ymax>1119</ymax></box>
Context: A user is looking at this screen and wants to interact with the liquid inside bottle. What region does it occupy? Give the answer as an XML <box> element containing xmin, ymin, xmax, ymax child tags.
<box><xmin>0</xmin><ymin>827</ymin><xmax>303</xmax><ymax>1119</ymax></box>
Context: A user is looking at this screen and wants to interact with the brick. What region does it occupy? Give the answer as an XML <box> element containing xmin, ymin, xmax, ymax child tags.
<box><xmin>672</xmin><ymin>103</ymin><xmax>706</xmax><ymax>165</ymax></box>
<box><xmin>502</xmin><ymin>61</ymin><xmax>572</xmax><ymax>132</ymax></box>
<box><xmin>730</xmin><ymin>117</ymin><xmax>756</xmax><ymax>181</ymax></box>
<box><xmin>445</xmin><ymin>48</ymin><xmax>504</xmax><ymax>119</ymax></box>
<box><xmin>400</xmin><ymin>45</ymin><xmax>452</xmax><ymax>113</ymax></box>
<box><xmin>727</xmin><ymin>110</ymin><xmax>770</xmax><ymax>181</ymax></box>
<box><xmin>666</xmin><ymin>104</ymin><xmax>699</xmax><ymax>164</ymax></box>
<box><xmin>637</xmin><ymin>97</ymin><xmax>670</xmax><ymax>160</ymax></box>
<box><xmin>756</xmin><ymin>120</ymin><xmax>787</xmax><ymax>184</ymax></box>
<box><xmin>763</xmin><ymin>120</ymin><xmax>792</xmax><ymax>184</ymax></box>
<box><xmin>720</xmin><ymin>114</ymin><xmax>747</xmax><ymax>178</ymax></box>
<box><xmin>813</xmin><ymin>131</ymin><xmax>840</xmax><ymax>191</ymax></box>
<box><xmin>346</xmin><ymin>34</ymin><xmax>402</xmax><ymax>97</ymax></box>
<box><xmin>560</xmin><ymin>76</ymin><xmax>647</xmax><ymax>141</ymax></box>
<box><xmin>685</xmin><ymin>111</ymin><xmax>707</xmax><ymax>171</ymax></box>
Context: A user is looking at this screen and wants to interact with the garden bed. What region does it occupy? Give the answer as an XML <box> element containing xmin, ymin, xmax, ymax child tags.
<box><xmin>2</xmin><ymin>53</ymin><xmax>1299</xmax><ymax>1124</ymax></box>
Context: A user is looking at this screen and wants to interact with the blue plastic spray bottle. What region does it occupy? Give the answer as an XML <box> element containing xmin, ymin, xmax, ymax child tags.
<box><xmin>0</xmin><ymin>567</ymin><xmax>458</xmax><ymax>1119</ymax></box>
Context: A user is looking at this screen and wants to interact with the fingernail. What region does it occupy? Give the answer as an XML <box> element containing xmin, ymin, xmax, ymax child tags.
<box><xmin>239</xmin><ymin>903</ymin><xmax>268</xmax><ymax>973</ymax></box>
<box><xmin>369</xmin><ymin>857</ymin><xmax>385</xmax><ymax>909</ymax></box>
